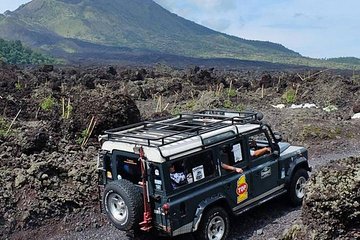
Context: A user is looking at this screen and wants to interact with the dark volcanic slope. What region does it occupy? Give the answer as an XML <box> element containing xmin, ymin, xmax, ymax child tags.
<box><xmin>0</xmin><ymin>0</ymin><xmax>300</xmax><ymax>62</ymax></box>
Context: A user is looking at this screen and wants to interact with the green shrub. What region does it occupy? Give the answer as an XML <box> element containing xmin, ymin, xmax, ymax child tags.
<box><xmin>76</xmin><ymin>128</ymin><xmax>89</xmax><ymax>145</ymax></box>
<box><xmin>282</xmin><ymin>89</ymin><xmax>296</xmax><ymax>104</ymax></box>
<box><xmin>227</xmin><ymin>88</ymin><xmax>237</xmax><ymax>98</ymax></box>
<box><xmin>223</xmin><ymin>100</ymin><xmax>233</xmax><ymax>109</ymax></box>
<box><xmin>40</xmin><ymin>96</ymin><xmax>56</xmax><ymax>111</ymax></box>
<box><xmin>0</xmin><ymin>117</ymin><xmax>9</xmax><ymax>137</ymax></box>
<box><xmin>185</xmin><ymin>100</ymin><xmax>196</xmax><ymax>110</ymax></box>
<box><xmin>15</xmin><ymin>81</ymin><xmax>22</xmax><ymax>90</ymax></box>
<box><xmin>235</xmin><ymin>104</ymin><xmax>245</xmax><ymax>112</ymax></box>
<box><xmin>170</xmin><ymin>106</ymin><xmax>182</xmax><ymax>115</ymax></box>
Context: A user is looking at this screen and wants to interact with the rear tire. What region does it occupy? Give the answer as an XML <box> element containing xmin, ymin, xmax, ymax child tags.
<box><xmin>103</xmin><ymin>179</ymin><xmax>143</xmax><ymax>231</ymax></box>
<box><xmin>289</xmin><ymin>168</ymin><xmax>309</xmax><ymax>206</ymax></box>
<box><xmin>196</xmin><ymin>207</ymin><xmax>230</xmax><ymax>240</ymax></box>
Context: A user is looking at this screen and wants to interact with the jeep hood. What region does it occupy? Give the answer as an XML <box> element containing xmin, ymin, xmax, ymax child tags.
<box><xmin>278</xmin><ymin>142</ymin><xmax>291</xmax><ymax>153</ymax></box>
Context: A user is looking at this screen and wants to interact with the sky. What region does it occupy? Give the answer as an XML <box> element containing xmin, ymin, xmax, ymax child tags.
<box><xmin>0</xmin><ymin>0</ymin><xmax>359</xmax><ymax>58</ymax></box>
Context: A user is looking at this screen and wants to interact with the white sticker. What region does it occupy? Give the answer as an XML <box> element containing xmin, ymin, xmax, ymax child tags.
<box><xmin>187</xmin><ymin>173</ymin><xmax>193</xmax><ymax>183</ymax></box>
<box><xmin>192</xmin><ymin>165</ymin><xmax>205</xmax><ymax>182</ymax></box>
<box><xmin>232</xmin><ymin>143</ymin><xmax>243</xmax><ymax>162</ymax></box>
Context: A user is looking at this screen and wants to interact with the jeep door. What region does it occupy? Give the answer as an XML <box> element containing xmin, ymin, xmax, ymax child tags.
<box><xmin>247</xmin><ymin>129</ymin><xmax>279</xmax><ymax>197</ymax></box>
<box><xmin>217</xmin><ymin>138</ymin><xmax>251</xmax><ymax>208</ymax></box>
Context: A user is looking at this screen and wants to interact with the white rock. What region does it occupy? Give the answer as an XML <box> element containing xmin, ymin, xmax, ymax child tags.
<box><xmin>256</xmin><ymin>229</ymin><xmax>263</xmax><ymax>235</ymax></box>
<box><xmin>290</xmin><ymin>104</ymin><xmax>303</xmax><ymax>109</ymax></box>
<box><xmin>271</xmin><ymin>104</ymin><xmax>285</xmax><ymax>109</ymax></box>
<box><xmin>352</xmin><ymin>113</ymin><xmax>360</xmax><ymax>119</ymax></box>
<box><xmin>303</xmin><ymin>103</ymin><xmax>318</xmax><ymax>108</ymax></box>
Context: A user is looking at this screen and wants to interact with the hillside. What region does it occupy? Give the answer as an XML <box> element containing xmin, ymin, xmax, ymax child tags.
<box><xmin>0</xmin><ymin>0</ymin><xmax>301</xmax><ymax>63</ymax></box>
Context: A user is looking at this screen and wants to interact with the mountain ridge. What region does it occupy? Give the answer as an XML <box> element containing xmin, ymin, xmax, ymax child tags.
<box><xmin>0</xmin><ymin>0</ymin><xmax>302</xmax><ymax>63</ymax></box>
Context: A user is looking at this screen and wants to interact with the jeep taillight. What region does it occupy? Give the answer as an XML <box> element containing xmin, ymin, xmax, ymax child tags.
<box><xmin>162</xmin><ymin>203</ymin><xmax>170</xmax><ymax>215</ymax></box>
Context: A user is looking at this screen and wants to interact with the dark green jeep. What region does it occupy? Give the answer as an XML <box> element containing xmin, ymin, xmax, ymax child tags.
<box><xmin>97</xmin><ymin>110</ymin><xmax>311</xmax><ymax>240</ymax></box>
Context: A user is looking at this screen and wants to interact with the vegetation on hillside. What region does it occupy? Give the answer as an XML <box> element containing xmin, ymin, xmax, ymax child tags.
<box><xmin>0</xmin><ymin>38</ymin><xmax>55</xmax><ymax>64</ymax></box>
<box><xmin>327</xmin><ymin>57</ymin><xmax>360</xmax><ymax>65</ymax></box>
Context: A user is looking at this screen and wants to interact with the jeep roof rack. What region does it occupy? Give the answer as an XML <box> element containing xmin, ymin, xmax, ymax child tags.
<box><xmin>103</xmin><ymin>110</ymin><xmax>262</xmax><ymax>150</ymax></box>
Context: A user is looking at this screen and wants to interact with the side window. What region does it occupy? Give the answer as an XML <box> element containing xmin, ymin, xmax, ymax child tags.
<box><xmin>168</xmin><ymin>150</ymin><xmax>215</xmax><ymax>190</ymax></box>
<box><xmin>248</xmin><ymin>132</ymin><xmax>271</xmax><ymax>159</ymax></box>
<box><xmin>219</xmin><ymin>143</ymin><xmax>243</xmax><ymax>174</ymax></box>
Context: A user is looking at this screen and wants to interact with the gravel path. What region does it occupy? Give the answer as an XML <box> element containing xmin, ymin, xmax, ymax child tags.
<box><xmin>49</xmin><ymin>147</ymin><xmax>360</xmax><ymax>240</ymax></box>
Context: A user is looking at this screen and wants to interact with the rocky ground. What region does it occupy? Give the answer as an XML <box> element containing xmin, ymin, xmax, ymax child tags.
<box><xmin>1</xmin><ymin>64</ymin><xmax>360</xmax><ymax>239</ymax></box>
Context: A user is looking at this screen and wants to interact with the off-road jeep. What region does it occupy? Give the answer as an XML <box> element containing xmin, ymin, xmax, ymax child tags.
<box><xmin>97</xmin><ymin>110</ymin><xmax>311</xmax><ymax>240</ymax></box>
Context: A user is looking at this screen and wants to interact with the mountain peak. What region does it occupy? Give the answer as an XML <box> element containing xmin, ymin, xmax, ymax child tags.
<box><xmin>0</xmin><ymin>0</ymin><xmax>300</xmax><ymax>63</ymax></box>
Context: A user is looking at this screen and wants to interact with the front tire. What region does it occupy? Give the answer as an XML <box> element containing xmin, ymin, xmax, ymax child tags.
<box><xmin>103</xmin><ymin>179</ymin><xmax>143</xmax><ymax>231</ymax></box>
<box><xmin>196</xmin><ymin>207</ymin><xmax>230</xmax><ymax>240</ymax></box>
<box><xmin>289</xmin><ymin>168</ymin><xmax>309</xmax><ymax>206</ymax></box>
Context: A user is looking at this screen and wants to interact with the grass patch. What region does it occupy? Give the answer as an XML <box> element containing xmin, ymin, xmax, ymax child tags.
<box><xmin>222</xmin><ymin>100</ymin><xmax>245</xmax><ymax>111</ymax></box>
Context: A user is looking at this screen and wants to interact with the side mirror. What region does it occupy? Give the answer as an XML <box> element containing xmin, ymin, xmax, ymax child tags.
<box><xmin>256</xmin><ymin>112</ymin><xmax>264</xmax><ymax>121</ymax></box>
<box><xmin>274</xmin><ymin>132</ymin><xmax>283</xmax><ymax>142</ymax></box>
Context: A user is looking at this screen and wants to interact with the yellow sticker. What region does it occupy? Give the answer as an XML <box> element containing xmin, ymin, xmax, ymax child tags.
<box><xmin>236</xmin><ymin>175</ymin><xmax>248</xmax><ymax>204</ymax></box>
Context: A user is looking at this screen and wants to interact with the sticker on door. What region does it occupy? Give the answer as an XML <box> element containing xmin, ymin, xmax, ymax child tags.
<box><xmin>236</xmin><ymin>175</ymin><xmax>248</xmax><ymax>204</ymax></box>
<box><xmin>261</xmin><ymin>166</ymin><xmax>271</xmax><ymax>179</ymax></box>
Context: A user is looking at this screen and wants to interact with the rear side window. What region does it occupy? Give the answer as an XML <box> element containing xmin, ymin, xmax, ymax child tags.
<box><xmin>168</xmin><ymin>150</ymin><xmax>215</xmax><ymax>190</ymax></box>
<box><xmin>115</xmin><ymin>155</ymin><xmax>142</xmax><ymax>184</ymax></box>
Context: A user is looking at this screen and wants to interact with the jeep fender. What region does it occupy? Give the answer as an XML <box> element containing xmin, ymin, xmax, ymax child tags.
<box><xmin>285</xmin><ymin>157</ymin><xmax>311</xmax><ymax>189</ymax></box>
<box><xmin>192</xmin><ymin>194</ymin><xmax>230</xmax><ymax>232</ymax></box>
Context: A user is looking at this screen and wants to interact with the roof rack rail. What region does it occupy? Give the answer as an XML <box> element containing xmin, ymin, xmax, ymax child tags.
<box><xmin>181</xmin><ymin>109</ymin><xmax>261</xmax><ymax>123</ymax></box>
<box><xmin>103</xmin><ymin>109</ymin><xmax>262</xmax><ymax>150</ymax></box>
